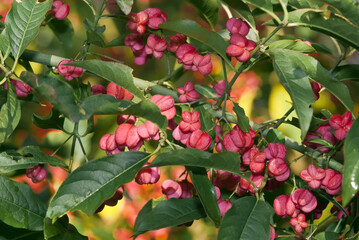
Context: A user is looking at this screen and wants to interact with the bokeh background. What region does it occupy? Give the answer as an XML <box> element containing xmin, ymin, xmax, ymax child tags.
<box><xmin>1</xmin><ymin>0</ymin><xmax>358</xmax><ymax>239</ymax></box>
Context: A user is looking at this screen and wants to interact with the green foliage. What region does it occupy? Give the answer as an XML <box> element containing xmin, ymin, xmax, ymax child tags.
<box><xmin>44</xmin><ymin>216</ymin><xmax>87</xmax><ymax>240</ymax></box>
<box><xmin>222</xmin><ymin>0</ymin><xmax>256</xmax><ymax>30</ymax></box>
<box><xmin>0</xmin><ymin>174</ymin><xmax>47</xmax><ymax>231</ymax></box>
<box><xmin>187</xmin><ymin>0</ymin><xmax>219</xmax><ymax>30</ymax></box>
<box><xmin>232</xmin><ymin>101</ymin><xmax>250</xmax><ymax>132</ymax></box>
<box><xmin>46</xmin><ymin>152</ymin><xmax>149</xmax><ymax>221</ymax></box>
<box><xmin>218</xmin><ymin>197</ymin><xmax>274</xmax><ymax>240</ymax></box>
<box><xmin>115</xmin><ymin>0</ymin><xmax>134</xmax><ymax>15</ymax></box>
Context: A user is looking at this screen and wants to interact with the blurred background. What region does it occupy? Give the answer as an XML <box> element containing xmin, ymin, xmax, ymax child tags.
<box><xmin>1</xmin><ymin>0</ymin><xmax>358</xmax><ymax>239</ymax></box>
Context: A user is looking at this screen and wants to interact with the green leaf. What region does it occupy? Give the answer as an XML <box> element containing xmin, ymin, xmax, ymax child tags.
<box><xmin>150</xmin><ymin>149</ymin><xmax>247</xmax><ymax>177</ymax></box>
<box><xmin>314</xmin><ymin>231</ymin><xmax>340</xmax><ymax>240</ymax></box>
<box><xmin>242</xmin><ymin>0</ymin><xmax>276</xmax><ymax>20</ymax></box>
<box><xmin>68</xmin><ymin>59</ymin><xmax>144</xmax><ymax>99</ymax></box>
<box><xmin>0</xmin><ymin>174</ymin><xmax>47</xmax><ymax>231</ymax></box>
<box><xmin>115</xmin><ymin>0</ymin><xmax>134</xmax><ymax>15</ymax></box>
<box><xmin>5</xmin><ymin>0</ymin><xmax>52</xmax><ymax>61</ymax></box>
<box><xmin>218</xmin><ymin>197</ymin><xmax>274</xmax><ymax>240</ymax></box>
<box><xmin>0</xmin><ymin>83</ymin><xmax>21</xmax><ymax>144</ymax></box>
<box><xmin>33</xmin><ymin>108</ymin><xmax>65</xmax><ymax>131</ymax></box>
<box><xmin>195</xmin><ymin>105</ymin><xmax>215</xmax><ymax>138</ymax></box>
<box><xmin>187</xmin><ymin>166</ymin><xmax>221</xmax><ymax>226</ymax></box>
<box><xmin>271</xmin><ymin>51</ymin><xmax>314</xmax><ymax>139</ymax></box>
<box><xmin>0</xmin><ymin>221</ymin><xmax>43</xmax><ymax>240</ymax></box>
<box><xmin>270</xmin><ymin>49</ymin><xmax>354</xmax><ymax>112</ymax></box>
<box><xmin>287</xmin><ymin>0</ymin><xmax>322</xmax><ymax>9</ymax></box>
<box><xmin>44</xmin><ymin>216</ymin><xmax>88</xmax><ymax>240</ymax></box>
<box><xmin>0</xmin><ymin>30</ymin><xmax>10</xmax><ymax>58</ymax></box>
<box><xmin>46</xmin><ymin>152</ymin><xmax>149</xmax><ymax>221</ymax></box>
<box><xmin>264</xmin><ymin>128</ymin><xmax>285</xmax><ymax>144</ymax></box>
<box><xmin>106</xmin><ymin>35</ymin><xmax>125</xmax><ymax>48</ymax></box>
<box><xmin>48</xmin><ymin>18</ymin><xmax>74</xmax><ymax>53</ymax></box>
<box><xmin>232</xmin><ymin>101</ymin><xmax>249</xmax><ymax>133</ymax></box>
<box><xmin>266</xmin><ymin>9</ymin><xmax>359</xmax><ymax>50</ymax></box>
<box><xmin>306</xmin><ymin>138</ymin><xmax>333</xmax><ymax>148</ymax></box>
<box><xmin>268</xmin><ymin>39</ymin><xmax>315</xmax><ymax>53</ymax></box>
<box><xmin>221</xmin><ymin>0</ymin><xmax>256</xmax><ymax>30</ymax></box>
<box><xmin>0</xmin><ymin>146</ymin><xmax>66</xmax><ymax>174</ymax></box>
<box><xmin>343</xmin><ymin>117</ymin><xmax>359</xmax><ymax>206</ymax></box>
<box><xmin>187</xmin><ymin>0</ymin><xmax>218</xmax><ymax>30</ymax></box>
<box><xmin>21</xmin><ymin>72</ymin><xmax>82</xmax><ymax>122</ymax></box>
<box><xmin>321</xmin><ymin>0</ymin><xmax>359</xmax><ymax>26</ymax></box>
<box><xmin>82</xmin><ymin>97</ymin><xmax>168</xmax><ymax>132</ymax></box>
<box><xmin>160</xmin><ymin>20</ymin><xmax>232</xmax><ymax>67</ymax></box>
<box><xmin>334</xmin><ymin>64</ymin><xmax>359</xmax><ymax>81</ymax></box>
<box><xmin>195</xmin><ymin>84</ymin><xmax>218</xmax><ymax>99</ymax></box>
<box><xmin>133</xmin><ymin>197</ymin><xmax>206</xmax><ymax>237</ymax></box>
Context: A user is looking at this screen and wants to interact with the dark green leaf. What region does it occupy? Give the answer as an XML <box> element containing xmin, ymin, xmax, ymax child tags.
<box><xmin>218</xmin><ymin>197</ymin><xmax>274</xmax><ymax>240</ymax></box>
<box><xmin>21</xmin><ymin>72</ymin><xmax>82</xmax><ymax>122</ymax></box>
<box><xmin>0</xmin><ymin>221</ymin><xmax>43</xmax><ymax>240</ymax></box>
<box><xmin>46</xmin><ymin>152</ymin><xmax>149</xmax><ymax>221</ymax></box>
<box><xmin>334</xmin><ymin>64</ymin><xmax>359</xmax><ymax>81</ymax></box>
<box><xmin>33</xmin><ymin>108</ymin><xmax>65</xmax><ymax>131</ymax></box>
<box><xmin>0</xmin><ymin>174</ymin><xmax>47</xmax><ymax>231</ymax></box>
<box><xmin>0</xmin><ymin>146</ymin><xmax>66</xmax><ymax>174</ymax></box>
<box><xmin>271</xmin><ymin>51</ymin><xmax>314</xmax><ymax>140</ymax></box>
<box><xmin>0</xmin><ymin>83</ymin><xmax>21</xmax><ymax>144</ymax></box>
<box><xmin>222</xmin><ymin>0</ymin><xmax>256</xmax><ymax>30</ymax></box>
<box><xmin>106</xmin><ymin>35</ymin><xmax>126</xmax><ymax>48</ymax></box>
<box><xmin>314</xmin><ymin>231</ymin><xmax>340</xmax><ymax>240</ymax></box>
<box><xmin>48</xmin><ymin>18</ymin><xmax>74</xmax><ymax>53</ymax></box>
<box><xmin>44</xmin><ymin>216</ymin><xmax>88</xmax><ymax>240</ymax></box>
<box><xmin>288</xmin><ymin>0</ymin><xmax>322</xmax><ymax>9</ymax></box>
<box><xmin>187</xmin><ymin>166</ymin><xmax>221</xmax><ymax>226</ymax></box>
<box><xmin>86</xmin><ymin>29</ymin><xmax>106</xmax><ymax>47</ymax></box>
<box><xmin>321</xmin><ymin>0</ymin><xmax>359</xmax><ymax>26</ymax></box>
<box><xmin>270</xmin><ymin>49</ymin><xmax>354</xmax><ymax>112</ymax></box>
<box><xmin>133</xmin><ymin>197</ymin><xmax>206</xmax><ymax>237</ymax></box>
<box><xmin>116</xmin><ymin>0</ymin><xmax>134</xmax><ymax>15</ymax></box>
<box><xmin>160</xmin><ymin>20</ymin><xmax>232</xmax><ymax>67</ymax></box>
<box><xmin>5</xmin><ymin>0</ymin><xmax>52</xmax><ymax>61</ymax></box>
<box><xmin>194</xmin><ymin>84</ymin><xmax>218</xmax><ymax>98</ymax></box>
<box><xmin>68</xmin><ymin>59</ymin><xmax>144</xmax><ymax>99</ymax></box>
<box><xmin>243</xmin><ymin>0</ymin><xmax>276</xmax><ymax>19</ymax></box>
<box><xmin>195</xmin><ymin>105</ymin><xmax>215</xmax><ymax>138</ymax></box>
<box><xmin>266</xmin><ymin>9</ymin><xmax>359</xmax><ymax>50</ymax></box>
<box><xmin>187</xmin><ymin>0</ymin><xmax>218</xmax><ymax>30</ymax></box>
<box><xmin>268</xmin><ymin>39</ymin><xmax>315</xmax><ymax>53</ymax></box>
<box><xmin>264</xmin><ymin>128</ymin><xmax>285</xmax><ymax>144</ymax></box>
<box><xmin>0</xmin><ymin>30</ymin><xmax>10</xmax><ymax>58</ymax></box>
<box><xmin>343</xmin><ymin>117</ymin><xmax>359</xmax><ymax>206</ymax></box>
<box><xmin>150</xmin><ymin>149</ymin><xmax>247</xmax><ymax>177</ymax></box>
<box><xmin>232</xmin><ymin>101</ymin><xmax>249</xmax><ymax>133</ymax></box>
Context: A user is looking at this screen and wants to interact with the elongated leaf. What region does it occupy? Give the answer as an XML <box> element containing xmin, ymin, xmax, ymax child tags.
<box><xmin>343</xmin><ymin>117</ymin><xmax>359</xmax><ymax>206</ymax></box>
<box><xmin>46</xmin><ymin>152</ymin><xmax>149</xmax><ymax>221</ymax></box>
<box><xmin>271</xmin><ymin>51</ymin><xmax>314</xmax><ymax>139</ymax></box>
<box><xmin>218</xmin><ymin>197</ymin><xmax>274</xmax><ymax>240</ymax></box>
<box><xmin>314</xmin><ymin>231</ymin><xmax>340</xmax><ymax>240</ymax></box>
<box><xmin>243</xmin><ymin>0</ymin><xmax>276</xmax><ymax>19</ymax></box>
<box><xmin>21</xmin><ymin>72</ymin><xmax>82</xmax><ymax>122</ymax></box>
<box><xmin>0</xmin><ymin>221</ymin><xmax>43</xmax><ymax>240</ymax></box>
<box><xmin>0</xmin><ymin>174</ymin><xmax>47</xmax><ymax>231</ymax></box>
<box><xmin>321</xmin><ymin>0</ymin><xmax>359</xmax><ymax>26</ymax></box>
<box><xmin>187</xmin><ymin>0</ymin><xmax>218</xmax><ymax>29</ymax></box>
<box><xmin>268</xmin><ymin>39</ymin><xmax>315</xmax><ymax>53</ymax></box>
<box><xmin>150</xmin><ymin>149</ymin><xmax>248</xmax><ymax>177</ymax></box>
<box><xmin>270</xmin><ymin>49</ymin><xmax>354</xmax><ymax>112</ymax></box>
<box><xmin>0</xmin><ymin>146</ymin><xmax>66</xmax><ymax>174</ymax></box>
<box><xmin>0</xmin><ymin>31</ymin><xmax>10</xmax><ymax>58</ymax></box>
<box><xmin>5</xmin><ymin>0</ymin><xmax>52</xmax><ymax>61</ymax></box>
<box><xmin>133</xmin><ymin>197</ymin><xmax>206</xmax><ymax>237</ymax></box>
<box><xmin>33</xmin><ymin>108</ymin><xmax>65</xmax><ymax>131</ymax></box>
<box><xmin>48</xmin><ymin>18</ymin><xmax>74</xmax><ymax>53</ymax></box>
<box><xmin>335</xmin><ymin>64</ymin><xmax>359</xmax><ymax>81</ymax></box>
<box><xmin>44</xmin><ymin>216</ymin><xmax>88</xmax><ymax>240</ymax></box>
<box><xmin>160</xmin><ymin>20</ymin><xmax>232</xmax><ymax>67</ymax></box>
<box><xmin>266</xmin><ymin>9</ymin><xmax>359</xmax><ymax>50</ymax></box>
<box><xmin>195</xmin><ymin>84</ymin><xmax>218</xmax><ymax>98</ymax></box>
<box><xmin>0</xmin><ymin>83</ymin><xmax>21</xmax><ymax>144</ymax></box>
<box><xmin>288</xmin><ymin>0</ymin><xmax>322</xmax><ymax>9</ymax></box>
<box><xmin>195</xmin><ymin>105</ymin><xmax>216</xmax><ymax>138</ymax></box>
<box><xmin>68</xmin><ymin>60</ymin><xmax>144</xmax><ymax>99</ymax></box>
<box><xmin>116</xmin><ymin>0</ymin><xmax>133</xmax><ymax>15</ymax></box>
<box><xmin>232</xmin><ymin>101</ymin><xmax>249</xmax><ymax>133</ymax></box>
<box><xmin>187</xmin><ymin>166</ymin><xmax>221</xmax><ymax>226</ymax></box>
<box><xmin>264</xmin><ymin>128</ymin><xmax>285</xmax><ymax>144</ymax></box>
<box><xmin>222</xmin><ymin>0</ymin><xmax>256</xmax><ymax>30</ymax></box>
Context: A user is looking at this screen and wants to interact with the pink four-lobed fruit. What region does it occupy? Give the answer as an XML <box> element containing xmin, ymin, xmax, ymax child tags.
<box><xmin>50</xmin><ymin>0</ymin><xmax>70</xmax><ymax>20</ymax></box>
<box><xmin>57</xmin><ymin>60</ymin><xmax>83</xmax><ymax>81</ymax></box>
<box><xmin>329</xmin><ymin>111</ymin><xmax>353</xmax><ymax>141</ymax></box>
<box><xmin>150</xmin><ymin>95</ymin><xmax>176</xmax><ymax>120</ymax></box>
<box><xmin>135</xmin><ymin>163</ymin><xmax>160</xmax><ymax>185</ymax></box>
<box><xmin>106</xmin><ymin>82</ymin><xmax>134</xmax><ymax>101</ymax></box>
<box><xmin>26</xmin><ymin>165</ymin><xmax>47</xmax><ymax>183</ymax></box>
<box><xmin>178</xmin><ymin>82</ymin><xmax>200</xmax><ymax>103</ymax></box>
<box><xmin>186</xmin><ymin>130</ymin><xmax>212</xmax><ymax>151</ymax></box>
<box><xmin>300</xmin><ymin>164</ymin><xmax>326</xmax><ymax>189</ymax></box>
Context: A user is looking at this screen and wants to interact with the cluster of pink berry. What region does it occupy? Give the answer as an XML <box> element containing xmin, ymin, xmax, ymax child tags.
<box><xmin>5</xmin><ymin>79</ymin><xmax>32</xmax><ymax>98</ymax></box>
<box><xmin>49</xmin><ymin>0</ymin><xmax>70</xmax><ymax>20</ymax></box>
<box><xmin>124</xmin><ymin>9</ymin><xmax>212</xmax><ymax>75</ymax></box>
<box><xmin>26</xmin><ymin>165</ymin><xmax>47</xmax><ymax>183</ymax></box>
<box><xmin>225</xmin><ymin>18</ymin><xmax>256</xmax><ymax>62</ymax></box>
<box><xmin>161</xmin><ymin>179</ymin><xmax>195</xmax><ymax>199</ymax></box>
<box><xmin>57</xmin><ymin>60</ymin><xmax>83</xmax><ymax>81</ymax></box>
<box><xmin>304</xmin><ymin>111</ymin><xmax>353</xmax><ymax>152</ymax></box>
<box><xmin>274</xmin><ymin>189</ymin><xmax>317</xmax><ymax>233</ymax></box>
<box><xmin>300</xmin><ymin>164</ymin><xmax>342</xmax><ymax>194</ymax></box>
